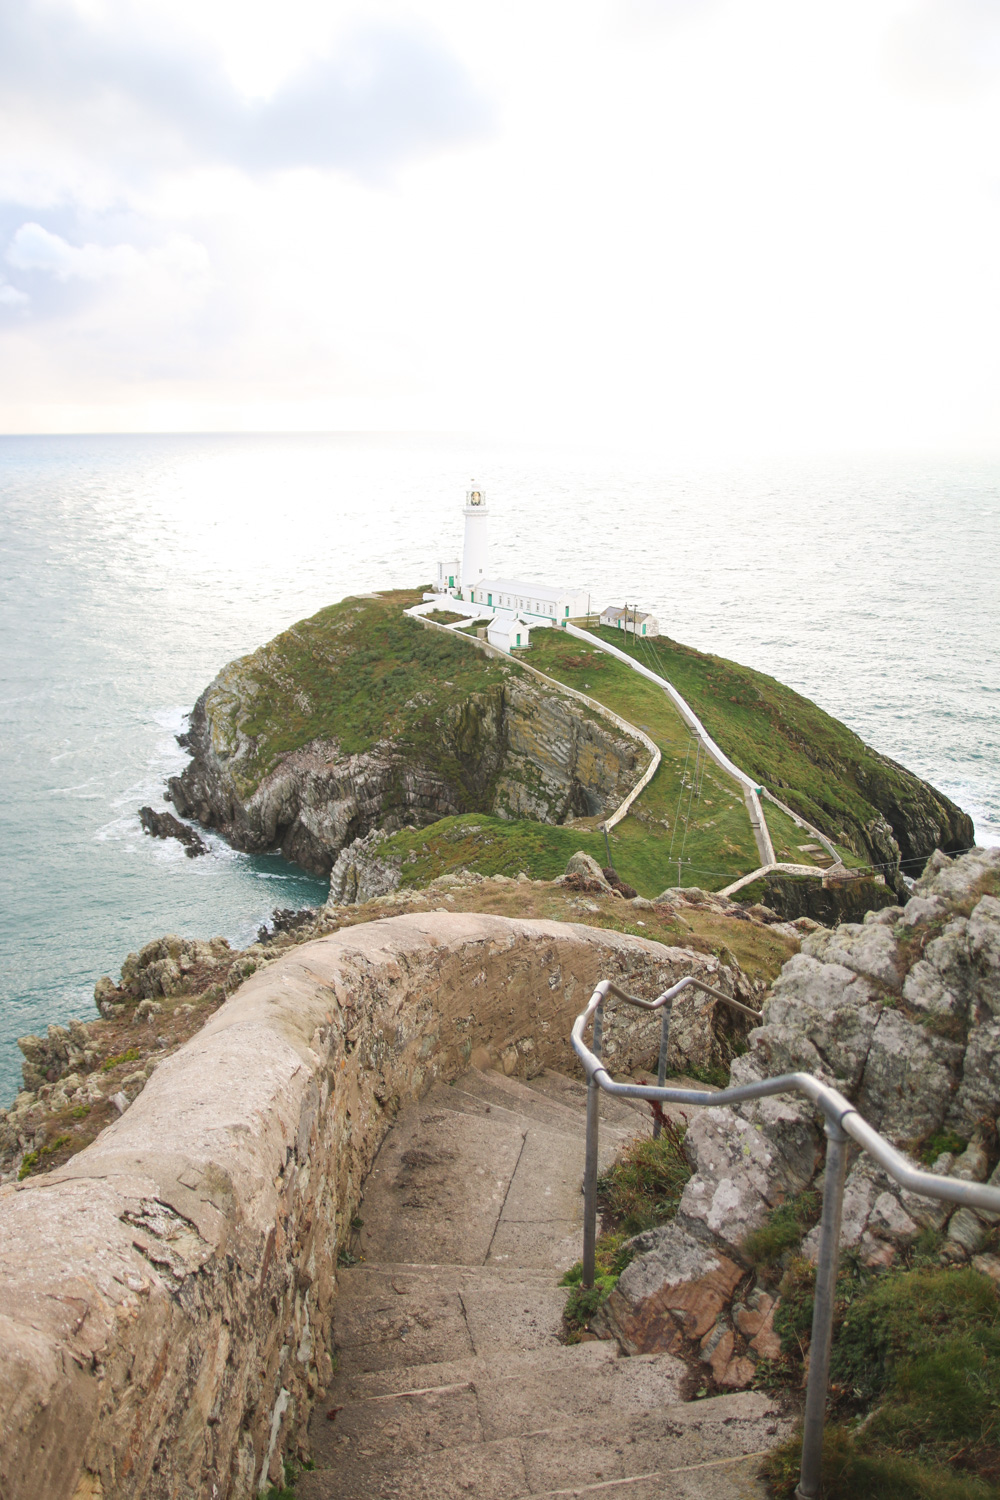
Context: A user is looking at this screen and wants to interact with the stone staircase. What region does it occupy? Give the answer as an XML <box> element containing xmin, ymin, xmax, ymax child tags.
<box><xmin>300</xmin><ymin>1068</ymin><xmax>786</xmax><ymax>1500</ymax></box>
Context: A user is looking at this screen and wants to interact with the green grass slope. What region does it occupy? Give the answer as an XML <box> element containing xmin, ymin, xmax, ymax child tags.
<box><xmin>573</xmin><ymin>626</ymin><xmax>972</xmax><ymax>874</ymax></box>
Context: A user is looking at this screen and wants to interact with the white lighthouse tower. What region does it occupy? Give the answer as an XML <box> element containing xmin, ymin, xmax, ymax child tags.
<box><xmin>461</xmin><ymin>486</ymin><xmax>489</xmax><ymax>600</ymax></box>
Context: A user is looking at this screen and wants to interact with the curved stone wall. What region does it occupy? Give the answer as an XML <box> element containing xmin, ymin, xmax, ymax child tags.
<box><xmin>0</xmin><ymin>913</ymin><xmax>724</xmax><ymax>1500</ymax></box>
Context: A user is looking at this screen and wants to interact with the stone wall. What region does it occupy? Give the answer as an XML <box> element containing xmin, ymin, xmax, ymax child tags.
<box><xmin>0</xmin><ymin>913</ymin><xmax>723</xmax><ymax>1500</ymax></box>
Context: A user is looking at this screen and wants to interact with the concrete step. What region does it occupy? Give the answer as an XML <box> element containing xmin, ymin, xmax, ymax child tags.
<box><xmin>331</xmin><ymin>1330</ymin><xmax>640</xmax><ymax>1401</ymax></box>
<box><xmin>356</xmin><ymin>1101</ymin><xmax>526</xmax><ymax>1267</ymax></box>
<box><xmin>305</xmin><ymin>1069</ymin><xmax>789</xmax><ymax>1500</ymax></box>
<box><xmin>522</xmin><ymin>1068</ymin><xmax>655</xmax><ymax>1133</ymax></box>
<box><xmin>332</xmin><ymin>1263</ymin><xmax>571</xmax><ymax>1378</ymax></box>
<box><xmin>355</xmin><ymin>1096</ymin><xmax>618</xmax><ymax>1274</ymax></box>
<box><xmin>314</xmin><ymin>1345</ymin><xmax>686</xmax><ymax>1470</ymax></box>
<box><xmin>302</xmin><ymin>1389</ymin><xmax>787</xmax><ymax>1500</ymax></box>
<box><xmin>485</xmin><ymin>1125</ymin><xmax>605</xmax><ymax>1272</ymax></box>
<box><xmin>425</xmin><ymin>1083</ymin><xmax>637</xmax><ymax>1152</ymax></box>
<box><xmin>454</xmin><ymin>1069</ymin><xmax>601</xmax><ymax>1136</ymax></box>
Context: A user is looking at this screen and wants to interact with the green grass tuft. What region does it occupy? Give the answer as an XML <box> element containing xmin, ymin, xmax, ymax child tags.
<box><xmin>559</xmin><ymin>1127</ymin><xmax>692</xmax><ymax>1334</ymax></box>
<box><xmin>741</xmin><ymin>1192</ymin><xmax>821</xmax><ymax>1274</ymax></box>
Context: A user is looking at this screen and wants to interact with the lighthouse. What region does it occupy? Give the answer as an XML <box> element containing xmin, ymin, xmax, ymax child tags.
<box><xmin>461</xmin><ymin>486</ymin><xmax>489</xmax><ymax>599</ymax></box>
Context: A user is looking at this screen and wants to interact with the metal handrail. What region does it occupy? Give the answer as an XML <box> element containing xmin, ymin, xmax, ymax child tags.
<box><xmin>571</xmin><ymin>977</ymin><xmax>1000</xmax><ymax>1500</ymax></box>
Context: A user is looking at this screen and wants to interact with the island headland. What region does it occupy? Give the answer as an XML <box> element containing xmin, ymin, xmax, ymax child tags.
<box><xmin>165</xmin><ymin>585</ymin><xmax>972</xmax><ymax>908</ymax></box>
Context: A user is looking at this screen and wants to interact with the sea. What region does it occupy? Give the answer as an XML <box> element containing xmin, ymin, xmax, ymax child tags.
<box><xmin>1</xmin><ymin>433</ymin><xmax>998</xmax><ymax>1106</ymax></box>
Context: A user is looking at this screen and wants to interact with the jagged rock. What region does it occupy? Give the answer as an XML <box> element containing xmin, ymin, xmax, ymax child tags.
<box><xmin>16</xmin><ymin>1020</ymin><xmax>99</xmax><ymax>1093</ymax></box>
<box><xmin>138</xmin><ymin>805</ymin><xmax>209</xmax><ymax>857</ymax></box>
<box><xmin>745</xmin><ymin>955</ymin><xmax>882</xmax><ymax>1092</ymax></box>
<box><xmin>601</xmin><ymin>1222</ymin><xmax>744</xmax><ymax>1355</ymax></box>
<box><xmin>856</xmin><ymin>1008</ymin><xmax>963</xmax><ymax>1139</ymax></box>
<box><xmin>603</xmin><ymin>847</ymin><xmax>1000</xmax><ymax>1356</ymax></box>
<box><xmin>564</xmin><ymin>850</ymin><xmax>609</xmax><ymax>885</ymax></box>
<box><xmin>677</xmin><ymin>1105</ymin><xmax>815</xmax><ymax>1253</ymax></box>
<box><xmin>800</xmin><ymin>921</ymin><xmax>903</xmax><ymax>992</ymax></box>
<box><xmin>118</xmin><ymin>934</ymin><xmax>233</xmax><ymax>1001</ymax></box>
<box><xmin>327</xmin><ymin>829</ymin><xmax>402</xmax><ymax>905</ymax></box>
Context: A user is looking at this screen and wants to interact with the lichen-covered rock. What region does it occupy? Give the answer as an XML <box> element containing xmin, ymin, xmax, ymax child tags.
<box><xmin>604</xmin><ymin>846</ymin><xmax>1000</xmax><ymax>1359</ymax></box>
<box><xmin>799</xmin><ymin>921</ymin><xmax>903</xmax><ymax>992</ymax></box>
<box><xmin>677</xmin><ymin>1104</ymin><xmax>816</xmax><ymax>1253</ymax></box>
<box><xmin>856</xmin><ymin>1007</ymin><xmax>962</xmax><ymax>1139</ymax></box>
<box><xmin>327</xmin><ymin>829</ymin><xmax>402</xmax><ymax>905</ymax></box>
<box><xmin>601</xmin><ymin>1221</ymin><xmax>744</xmax><ymax>1355</ymax></box>
<box><xmin>759</xmin><ymin>953</ymin><xmax>883</xmax><ymax>1092</ymax></box>
<box><xmin>564</xmin><ymin>850</ymin><xmax>612</xmax><ymax>888</ymax></box>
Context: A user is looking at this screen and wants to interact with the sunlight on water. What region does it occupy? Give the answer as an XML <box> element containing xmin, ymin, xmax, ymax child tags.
<box><xmin>0</xmin><ymin>434</ymin><xmax>997</xmax><ymax>1104</ymax></box>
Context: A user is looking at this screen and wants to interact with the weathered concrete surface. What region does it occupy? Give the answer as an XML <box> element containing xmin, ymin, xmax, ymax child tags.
<box><xmin>301</xmin><ymin>1060</ymin><xmax>787</xmax><ymax>1500</ymax></box>
<box><xmin>0</xmin><ymin>913</ymin><xmax>716</xmax><ymax>1500</ymax></box>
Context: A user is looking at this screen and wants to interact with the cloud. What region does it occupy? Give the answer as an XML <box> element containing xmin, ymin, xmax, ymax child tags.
<box><xmin>0</xmin><ymin>2</ymin><xmax>490</xmax><ymax>184</ymax></box>
<box><xmin>8</xmin><ymin>224</ymin><xmax>144</xmax><ymax>281</ymax></box>
<box><xmin>0</xmin><ymin>281</ymin><xmax>28</xmax><ymax>309</ymax></box>
<box><xmin>3</xmin><ymin>223</ymin><xmax>212</xmax><ymax>330</ymax></box>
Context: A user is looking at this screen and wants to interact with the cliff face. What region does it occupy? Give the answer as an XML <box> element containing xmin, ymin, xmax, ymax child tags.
<box><xmin>168</xmin><ymin>674</ymin><xmax>643</xmax><ymax>877</ymax></box>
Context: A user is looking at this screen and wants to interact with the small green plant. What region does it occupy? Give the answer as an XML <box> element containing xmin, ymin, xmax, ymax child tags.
<box><xmin>17</xmin><ymin>1133</ymin><xmax>72</xmax><ymax>1180</ymax></box>
<box><xmin>595</xmin><ymin>1121</ymin><xmax>692</xmax><ymax>1237</ymax></box>
<box><xmin>560</xmin><ymin>1232</ymin><xmax>636</xmax><ymax>1334</ymax></box>
<box><xmin>70</xmin><ymin>1104</ymin><xmax>89</xmax><ymax>1119</ymax></box>
<box><xmin>684</xmin><ymin>1062</ymin><xmax>731</xmax><ymax>1089</ymax></box>
<box><xmin>919</xmin><ymin>1129</ymin><xmax>967</xmax><ymax>1166</ymax></box>
<box><xmin>559</xmin><ymin>1127</ymin><xmax>691</xmax><ymax>1335</ymax></box>
<box><xmin>263</xmin><ymin>1457</ymin><xmax>314</xmax><ymax>1499</ymax></box>
<box><xmin>764</xmin><ymin>1262</ymin><xmax>1000</xmax><ymax>1496</ymax></box>
<box><xmin>762</xmin><ymin>1425</ymin><xmax>997</xmax><ymax>1500</ymax></box>
<box><xmin>741</xmin><ymin>1191</ymin><xmax>821</xmax><ymax>1273</ymax></box>
<box><xmin>102</xmin><ymin>1047</ymin><xmax>140</xmax><ymax>1073</ymax></box>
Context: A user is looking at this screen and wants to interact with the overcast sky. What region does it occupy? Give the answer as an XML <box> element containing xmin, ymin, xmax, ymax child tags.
<box><xmin>1</xmin><ymin>0</ymin><xmax>999</xmax><ymax>451</ymax></box>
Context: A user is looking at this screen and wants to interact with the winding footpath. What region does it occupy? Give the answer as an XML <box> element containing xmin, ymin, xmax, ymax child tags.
<box><xmin>301</xmin><ymin>1067</ymin><xmax>787</xmax><ymax>1500</ymax></box>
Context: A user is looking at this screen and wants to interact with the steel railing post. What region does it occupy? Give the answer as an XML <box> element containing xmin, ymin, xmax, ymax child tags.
<box><xmin>654</xmin><ymin>1007</ymin><xmax>670</xmax><ymax>1139</ymax></box>
<box><xmin>581</xmin><ymin>1002</ymin><xmax>604</xmax><ymax>1288</ymax></box>
<box><xmin>796</xmin><ymin>1117</ymin><xmax>849</xmax><ymax>1500</ymax></box>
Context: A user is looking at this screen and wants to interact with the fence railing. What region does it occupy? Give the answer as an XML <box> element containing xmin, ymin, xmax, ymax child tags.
<box><xmin>570</xmin><ymin>977</ymin><xmax>1000</xmax><ymax>1500</ymax></box>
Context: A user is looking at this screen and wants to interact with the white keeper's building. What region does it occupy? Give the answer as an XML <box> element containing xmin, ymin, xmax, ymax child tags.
<box><xmin>433</xmin><ymin>489</ymin><xmax>590</xmax><ymax>631</ymax></box>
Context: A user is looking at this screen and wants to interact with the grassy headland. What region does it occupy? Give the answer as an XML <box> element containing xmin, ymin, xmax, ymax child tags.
<box><xmin>181</xmin><ymin>589</ymin><xmax>970</xmax><ymax>894</ymax></box>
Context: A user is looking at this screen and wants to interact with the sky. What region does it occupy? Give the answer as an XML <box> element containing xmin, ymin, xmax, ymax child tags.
<box><xmin>1</xmin><ymin>0</ymin><xmax>1000</xmax><ymax>453</ymax></box>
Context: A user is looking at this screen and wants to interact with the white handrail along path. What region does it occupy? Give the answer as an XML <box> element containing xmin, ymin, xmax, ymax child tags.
<box><xmin>564</xmin><ymin>624</ymin><xmax>776</xmax><ymax>866</ymax></box>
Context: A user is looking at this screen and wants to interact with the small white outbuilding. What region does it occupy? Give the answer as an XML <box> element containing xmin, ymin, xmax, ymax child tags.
<box><xmin>487</xmin><ymin>611</ymin><xmax>532</xmax><ymax>652</ymax></box>
<box><xmin>599</xmin><ymin>605</ymin><xmax>660</xmax><ymax>638</ymax></box>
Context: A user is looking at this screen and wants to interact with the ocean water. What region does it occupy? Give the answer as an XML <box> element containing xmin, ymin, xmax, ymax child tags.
<box><xmin>1</xmin><ymin>434</ymin><xmax>997</xmax><ymax>1106</ymax></box>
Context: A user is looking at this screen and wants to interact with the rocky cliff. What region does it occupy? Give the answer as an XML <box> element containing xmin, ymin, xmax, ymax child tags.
<box><xmin>167</xmin><ymin>592</ymin><xmax>646</xmax><ymax>876</ymax></box>
<box><xmin>599</xmin><ymin>844</ymin><xmax>1000</xmax><ymax>1377</ymax></box>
